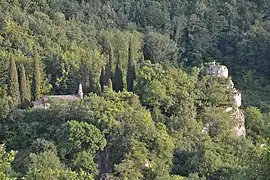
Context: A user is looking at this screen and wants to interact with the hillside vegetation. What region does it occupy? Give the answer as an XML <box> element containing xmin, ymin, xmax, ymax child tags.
<box><xmin>0</xmin><ymin>0</ymin><xmax>270</xmax><ymax>179</ymax></box>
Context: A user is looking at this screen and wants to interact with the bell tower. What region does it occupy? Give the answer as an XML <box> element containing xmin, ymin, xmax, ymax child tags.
<box><xmin>78</xmin><ymin>83</ymin><xmax>83</xmax><ymax>99</ymax></box>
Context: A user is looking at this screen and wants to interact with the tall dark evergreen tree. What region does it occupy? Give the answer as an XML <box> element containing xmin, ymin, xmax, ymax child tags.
<box><xmin>79</xmin><ymin>59</ymin><xmax>90</xmax><ymax>93</ymax></box>
<box><xmin>7</xmin><ymin>58</ymin><xmax>20</xmax><ymax>104</ymax></box>
<box><xmin>100</xmin><ymin>67</ymin><xmax>105</xmax><ymax>92</ymax></box>
<box><xmin>31</xmin><ymin>52</ymin><xmax>41</xmax><ymax>101</ymax></box>
<box><xmin>114</xmin><ymin>51</ymin><xmax>124</xmax><ymax>92</ymax></box>
<box><xmin>89</xmin><ymin>65</ymin><xmax>95</xmax><ymax>93</ymax></box>
<box><xmin>26</xmin><ymin>77</ymin><xmax>31</xmax><ymax>101</ymax></box>
<box><xmin>127</xmin><ymin>40</ymin><xmax>136</xmax><ymax>92</ymax></box>
<box><xmin>18</xmin><ymin>64</ymin><xmax>30</xmax><ymax>108</ymax></box>
<box><xmin>173</xmin><ymin>18</ymin><xmax>181</xmax><ymax>43</ymax></box>
<box><xmin>104</xmin><ymin>43</ymin><xmax>114</xmax><ymax>86</ymax></box>
<box><xmin>109</xmin><ymin>43</ymin><xmax>113</xmax><ymax>78</ymax></box>
<box><xmin>104</xmin><ymin>62</ymin><xmax>111</xmax><ymax>86</ymax></box>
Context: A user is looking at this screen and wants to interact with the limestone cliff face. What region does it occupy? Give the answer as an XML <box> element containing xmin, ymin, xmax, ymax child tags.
<box><xmin>232</xmin><ymin>108</ymin><xmax>246</xmax><ymax>136</ymax></box>
<box><xmin>200</xmin><ymin>62</ymin><xmax>246</xmax><ymax>137</ymax></box>
<box><xmin>233</xmin><ymin>89</ymin><xmax>242</xmax><ymax>108</ymax></box>
<box><xmin>200</xmin><ymin>62</ymin><xmax>229</xmax><ymax>78</ymax></box>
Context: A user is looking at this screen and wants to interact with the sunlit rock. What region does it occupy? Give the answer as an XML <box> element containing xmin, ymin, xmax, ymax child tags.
<box><xmin>227</xmin><ymin>79</ymin><xmax>234</xmax><ymax>89</ymax></box>
<box><xmin>232</xmin><ymin>108</ymin><xmax>246</xmax><ymax>137</ymax></box>
<box><xmin>200</xmin><ymin>62</ymin><xmax>245</xmax><ymax>137</ymax></box>
<box><xmin>200</xmin><ymin>62</ymin><xmax>229</xmax><ymax>78</ymax></box>
<box><xmin>234</xmin><ymin>89</ymin><xmax>242</xmax><ymax>107</ymax></box>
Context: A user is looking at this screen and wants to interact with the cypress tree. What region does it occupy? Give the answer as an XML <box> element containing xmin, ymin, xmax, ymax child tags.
<box><xmin>7</xmin><ymin>58</ymin><xmax>20</xmax><ymax>104</ymax></box>
<box><xmin>114</xmin><ymin>51</ymin><xmax>123</xmax><ymax>92</ymax></box>
<box><xmin>79</xmin><ymin>59</ymin><xmax>90</xmax><ymax>93</ymax></box>
<box><xmin>31</xmin><ymin>52</ymin><xmax>41</xmax><ymax>101</ymax></box>
<box><xmin>173</xmin><ymin>18</ymin><xmax>181</xmax><ymax>43</ymax></box>
<box><xmin>26</xmin><ymin>77</ymin><xmax>31</xmax><ymax>101</ymax></box>
<box><xmin>18</xmin><ymin>64</ymin><xmax>30</xmax><ymax>108</ymax></box>
<box><xmin>100</xmin><ymin>67</ymin><xmax>105</xmax><ymax>92</ymax></box>
<box><xmin>104</xmin><ymin>62</ymin><xmax>111</xmax><ymax>85</ymax></box>
<box><xmin>127</xmin><ymin>40</ymin><xmax>136</xmax><ymax>92</ymax></box>
<box><xmin>104</xmin><ymin>43</ymin><xmax>114</xmax><ymax>85</ymax></box>
<box><xmin>89</xmin><ymin>65</ymin><xmax>95</xmax><ymax>93</ymax></box>
<box><xmin>109</xmin><ymin>43</ymin><xmax>113</xmax><ymax>78</ymax></box>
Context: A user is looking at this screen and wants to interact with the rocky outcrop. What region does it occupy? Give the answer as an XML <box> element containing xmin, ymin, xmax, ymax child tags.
<box><xmin>200</xmin><ymin>62</ymin><xmax>246</xmax><ymax>137</ymax></box>
<box><xmin>232</xmin><ymin>108</ymin><xmax>246</xmax><ymax>136</ymax></box>
<box><xmin>200</xmin><ymin>62</ymin><xmax>229</xmax><ymax>78</ymax></box>
<box><xmin>233</xmin><ymin>89</ymin><xmax>241</xmax><ymax>108</ymax></box>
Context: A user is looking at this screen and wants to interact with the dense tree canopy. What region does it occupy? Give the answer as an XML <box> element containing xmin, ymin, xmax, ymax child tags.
<box><xmin>0</xmin><ymin>0</ymin><xmax>270</xmax><ymax>179</ymax></box>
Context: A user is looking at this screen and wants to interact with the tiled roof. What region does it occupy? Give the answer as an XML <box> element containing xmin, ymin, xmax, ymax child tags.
<box><xmin>33</xmin><ymin>95</ymin><xmax>81</xmax><ymax>108</ymax></box>
<box><xmin>44</xmin><ymin>95</ymin><xmax>80</xmax><ymax>101</ymax></box>
<box><xmin>33</xmin><ymin>84</ymin><xmax>83</xmax><ymax>109</ymax></box>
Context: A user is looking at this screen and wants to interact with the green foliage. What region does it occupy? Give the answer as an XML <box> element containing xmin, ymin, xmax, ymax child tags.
<box><xmin>196</xmin><ymin>76</ymin><xmax>234</xmax><ymax>109</ymax></box>
<box><xmin>0</xmin><ymin>0</ymin><xmax>270</xmax><ymax>179</ymax></box>
<box><xmin>79</xmin><ymin>59</ymin><xmax>90</xmax><ymax>93</ymax></box>
<box><xmin>25</xmin><ymin>150</ymin><xmax>79</xmax><ymax>180</ymax></box>
<box><xmin>0</xmin><ymin>145</ymin><xmax>16</xmax><ymax>179</ymax></box>
<box><xmin>55</xmin><ymin>120</ymin><xmax>106</xmax><ymax>175</ymax></box>
<box><xmin>100</xmin><ymin>67</ymin><xmax>105</xmax><ymax>92</ymax></box>
<box><xmin>7</xmin><ymin>59</ymin><xmax>20</xmax><ymax>105</ymax></box>
<box><xmin>105</xmin><ymin>61</ymin><xmax>112</xmax><ymax>87</ymax></box>
<box><xmin>0</xmin><ymin>96</ymin><xmax>15</xmax><ymax>120</ymax></box>
<box><xmin>135</xmin><ymin>61</ymin><xmax>197</xmax><ymax>131</ymax></box>
<box><xmin>114</xmin><ymin>51</ymin><xmax>124</xmax><ymax>92</ymax></box>
<box><xmin>249</xmin><ymin>146</ymin><xmax>270</xmax><ymax>180</ymax></box>
<box><xmin>72</xmin><ymin>150</ymin><xmax>97</xmax><ymax>174</ymax></box>
<box><xmin>200</xmin><ymin>107</ymin><xmax>233</xmax><ymax>138</ymax></box>
<box><xmin>107</xmin><ymin>43</ymin><xmax>114</xmax><ymax>85</ymax></box>
<box><xmin>143</xmin><ymin>32</ymin><xmax>178</xmax><ymax>66</ymax></box>
<box><xmin>30</xmin><ymin>139</ymin><xmax>57</xmax><ymax>155</ymax></box>
<box><xmin>127</xmin><ymin>40</ymin><xmax>136</xmax><ymax>92</ymax></box>
<box><xmin>18</xmin><ymin>64</ymin><xmax>30</xmax><ymax>109</ymax></box>
<box><xmin>56</xmin><ymin>120</ymin><xmax>106</xmax><ymax>154</ymax></box>
<box><xmin>31</xmin><ymin>53</ymin><xmax>41</xmax><ymax>101</ymax></box>
<box><xmin>234</xmin><ymin>145</ymin><xmax>270</xmax><ymax>180</ymax></box>
<box><xmin>245</xmin><ymin>107</ymin><xmax>266</xmax><ymax>143</ymax></box>
<box><xmin>0</xmin><ymin>0</ymin><xmax>267</xmax><ymax>107</ymax></box>
<box><xmin>28</xmin><ymin>151</ymin><xmax>62</xmax><ymax>173</ymax></box>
